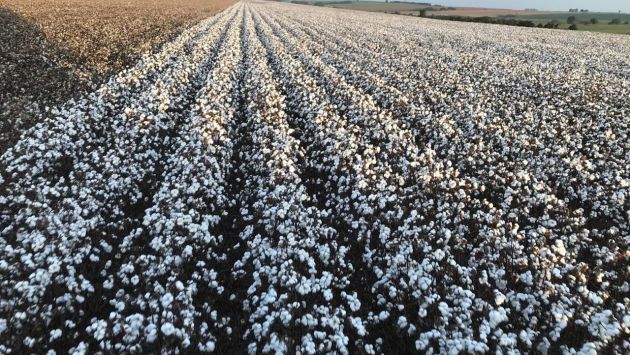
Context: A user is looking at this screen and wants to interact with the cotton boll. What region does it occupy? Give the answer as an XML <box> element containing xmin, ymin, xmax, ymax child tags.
<box><xmin>488</xmin><ymin>307</ymin><xmax>509</xmax><ymax>329</ymax></box>
<box><xmin>495</xmin><ymin>291</ymin><xmax>506</xmax><ymax>306</ymax></box>
<box><xmin>398</xmin><ymin>316</ymin><xmax>408</xmax><ymax>329</ymax></box>
<box><xmin>323</xmin><ymin>289</ymin><xmax>333</xmax><ymax>301</ymax></box>
<box><xmin>161</xmin><ymin>322</ymin><xmax>176</xmax><ymax>337</ymax></box>
<box><xmin>145</xmin><ymin>324</ymin><xmax>158</xmax><ymax>343</ymax></box>
<box><xmin>161</xmin><ymin>293</ymin><xmax>174</xmax><ymax>308</ymax></box>
<box><xmin>553</xmin><ymin>240</ymin><xmax>567</xmax><ymax>257</ymax></box>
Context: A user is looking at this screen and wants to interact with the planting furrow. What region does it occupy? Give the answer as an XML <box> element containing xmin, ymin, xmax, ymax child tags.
<box><xmin>229</xmin><ymin>7</ymin><xmax>357</xmax><ymax>353</ymax></box>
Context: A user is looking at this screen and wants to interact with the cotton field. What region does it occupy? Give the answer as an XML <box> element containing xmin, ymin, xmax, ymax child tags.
<box><xmin>1</xmin><ymin>1</ymin><xmax>629</xmax><ymax>354</ymax></box>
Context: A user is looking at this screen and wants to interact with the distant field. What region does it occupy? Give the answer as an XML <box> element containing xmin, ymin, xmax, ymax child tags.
<box><xmin>428</xmin><ymin>7</ymin><xmax>553</xmax><ymax>17</ymax></box>
<box><xmin>314</xmin><ymin>1</ymin><xmax>552</xmax><ymax>17</ymax></box>
<box><xmin>310</xmin><ymin>1</ymin><xmax>630</xmax><ymax>35</ymax></box>
<box><xmin>513</xmin><ymin>12</ymin><xmax>630</xmax><ymax>22</ymax></box>
<box><xmin>507</xmin><ymin>12</ymin><xmax>630</xmax><ymax>34</ymax></box>
<box><xmin>575</xmin><ymin>23</ymin><xmax>630</xmax><ymax>34</ymax></box>
<box><xmin>324</xmin><ymin>1</ymin><xmax>441</xmax><ymax>15</ymax></box>
<box><xmin>324</xmin><ymin>3</ymin><xmax>550</xmax><ymax>18</ymax></box>
<box><xmin>327</xmin><ymin>2</ymin><xmax>432</xmax><ymax>12</ymax></box>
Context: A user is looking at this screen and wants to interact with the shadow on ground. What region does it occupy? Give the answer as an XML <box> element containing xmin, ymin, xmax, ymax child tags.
<box><xmin>0</xmin><ymin>7</ymin><xmax>89</xmax><ymax>153</ymax></box>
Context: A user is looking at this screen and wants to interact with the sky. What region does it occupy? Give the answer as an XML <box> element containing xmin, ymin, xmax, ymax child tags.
<box><xmin>432</xmin><ymin>1</ymin><xmax>629</xmax><ymax>13</ymax></box>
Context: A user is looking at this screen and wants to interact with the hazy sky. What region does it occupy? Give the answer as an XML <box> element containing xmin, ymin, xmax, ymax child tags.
<box><xmin>433</xmin><ymin>1</ymin><xmax>629</xmax><ymax>12</ymax></box>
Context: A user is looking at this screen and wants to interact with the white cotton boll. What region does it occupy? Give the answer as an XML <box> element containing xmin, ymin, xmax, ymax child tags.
<box><xmin>145</xmin><ymin>324</ymin><xmax>158</xmax><ymax>343</ymax></box>
<box><xmin>433</xmin><ymin>249</ymin><xmax>445</xmax><ymax>261</ymax></box>
<box><xmin>49</xmin><ymin>329</ymin><xmax>62</xmax><ymax>341</ymax></box>
<box><xmin>161</xmin><ymin>322</ymin><xmax>176</xmax><ymax>336</ymax></box>
<box><xmin>378</xmin><ymin>311</ymin><xmax>389</xmax><ymax>321</ymax></box>
<box><xmin>443</xmin><ymin>229</ymin><xmax>452</xmax><ymax>240</ymax></box>
<box><xmin>297</xmin><ymin>282</ymin><xmax>311</xmax><ymax>295</ymax></box>
<box><xmin>588</xmin><ymin>292</ymin><xmax>603</xmax><ymax>305</ymax></box>
<box><xmin>495</xmin><ymin>291</ymin><xmax>506</xmax><ymax>306</ymax></box>
<box><xmin>519</xmin><ymin>330</ymin><xmax>534</xmax><ymax>347</ymax></box>
<box><xmin>23</xmin><ymin>336</ymin><xmax>35</xmax><ymax>348</ymax></box>
<box><xmin>398</xmin><ymin>316</ymin><xmax>408</xmax><ymax>329</ymax></box>
<box><xmin>90</xmin><ymin>320</ymin><xmax>107</xmax><ymax>341</ymax></box>
<box><xmin>70</xmin><ymin>341</ymin><xmax>88</xmax><ymax>355</ymax></box>
<box><xmin>302</xmin><ymin>338</ymin><xmax>316</xmax><ymax>355</ymax></box>
<box><xmin>280</xmin><ymin>310</ymin><xmax>292</xmax><ymax>325</ymax></box>
<box><xmin>419</xmin><ymin>277</ymin><xmax>431</xmax><ymax>291</ymax></box>
<box><xmin>553</xmin><ymin>240</ymin><xmax>566</xmax><ymax>257</ymax></box>
<box><xmin>588</xmin><ymin>310</ymin><xmax>621</xmax><ymax>340</ymax></box>
<box><xmin>519</xmin><ymin>271</ymin><xmax>533</xmax><ymax>286</ymax></box>
<box><xmin>351</xmin><ymin>317</ymin><xmax>366</xmax><ymax>337</ymax></box>
<box><xmin>489</xmin><ymin>308</ymin><xmax>508</xmax><ymax>328</ymax></box>
<box><xmin>578</xmin><ymin>342</ymin><xmax>598</xmax><ymax>355</ymax></box>
<box><xmin>183</xmin><ymin>245</ymin><xmax>193</xmax><ymax>257</ymax></box>
<box><xmin>205</xmin><ymin>340</ymin><xmax>216</xmax><ymax>352</ymax></box>
<box><xmin>161</xmin><ymin>293</ymin><xmax>174</xmax><ymax>308</ymax></box>
<box><xmin>323</xmin><ymin>289</ymin><xmax>333</xmax><ymax>301</ymax></box>
<box><xmin>499</xmin><ymin>333</ymin><xmax>517</xmax><ymax>347</ymax></box>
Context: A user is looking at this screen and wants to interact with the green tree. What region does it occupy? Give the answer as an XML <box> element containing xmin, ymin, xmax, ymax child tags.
<box><xmin>569</xmin><ymin>24</ymin><xmax>578</xmax><ymax>30</ymax></box>
<box><xmin>567</xmin><ymin>16</ymin><xmax>576</xmax><ymax>24</ymax></box>
<box><xmin>609</xmin><ymin>18</ymin><xmax>621</xmax><ymax>24</ymax></box>
<box><xmin>590</xmin><ymin>18</ymin><xmax>599</xmax><ymax>24</ymax></box>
